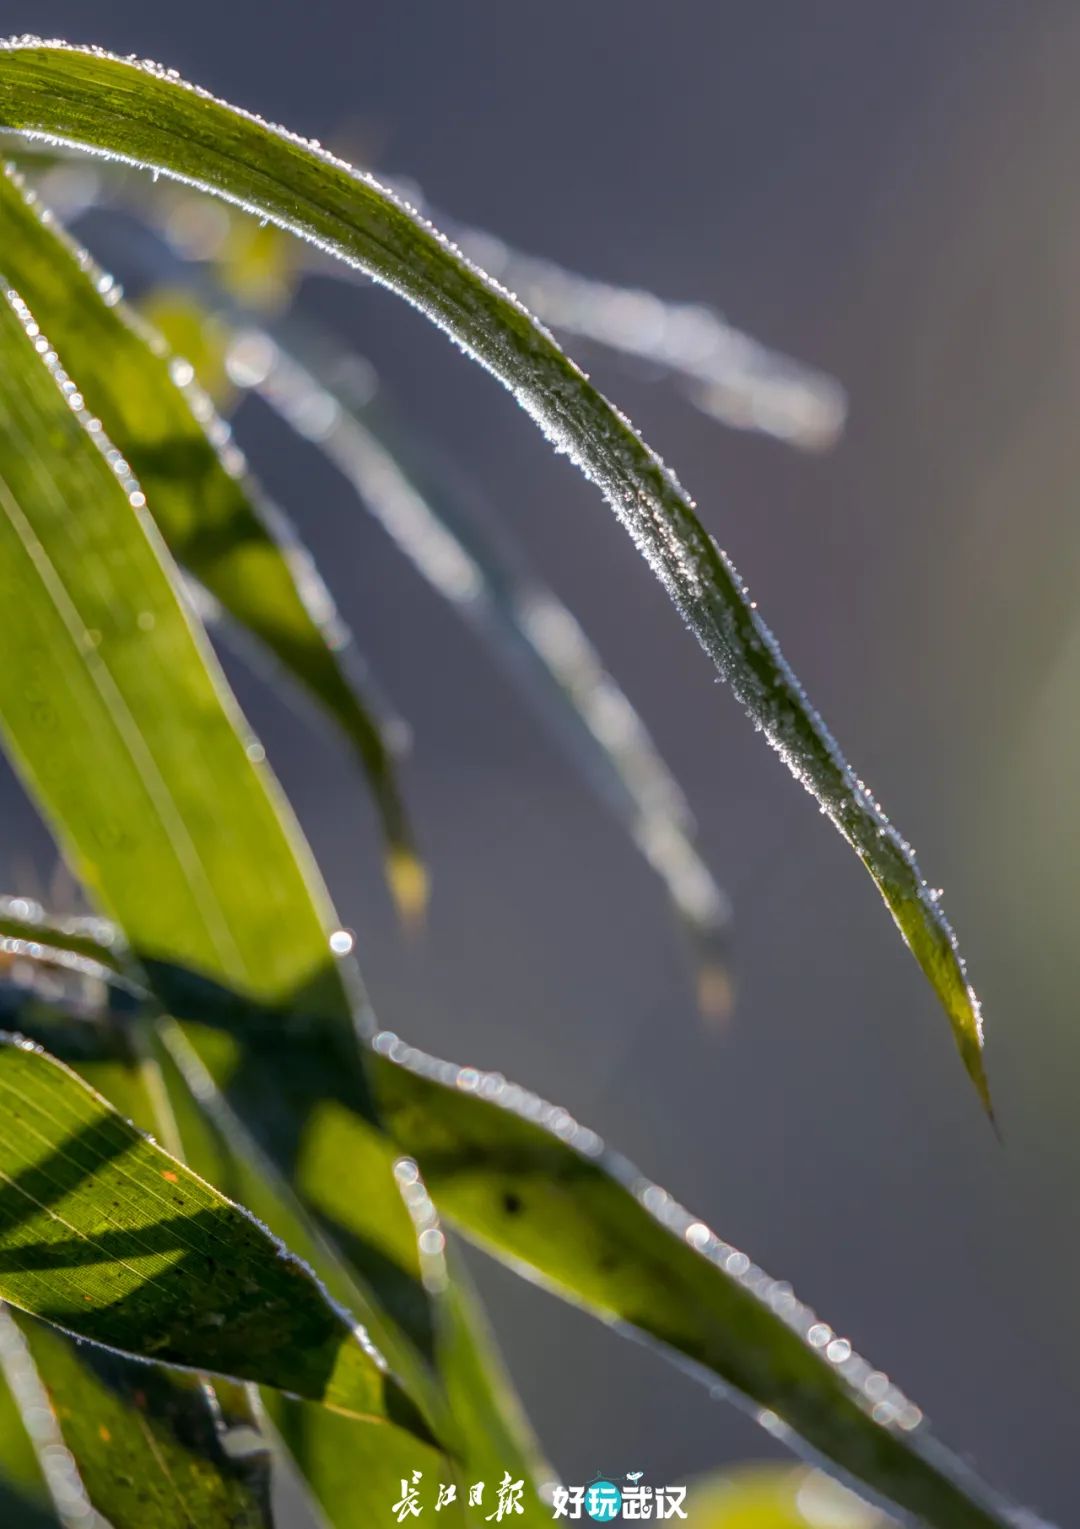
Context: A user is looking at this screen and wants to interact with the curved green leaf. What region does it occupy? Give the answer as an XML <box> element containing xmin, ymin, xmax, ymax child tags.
<box><xmin>0</xmin><ymin>1035</ymin><xmax>426</xmax><ymax>1435</ymax></box>
<box><xmin>368</xmin><ymin>1033</ymin><xmax>1015</xmax><ymax>1529</ymax></box>
<box><xmin>0</xmin><ymin>38</ymin><xmax>987</xmax><ymax>1105</ymax></box>
<box><xmin>0</xmin><ymin>161</ymin><xmax>423</xmax><ymax>921</ymax></box>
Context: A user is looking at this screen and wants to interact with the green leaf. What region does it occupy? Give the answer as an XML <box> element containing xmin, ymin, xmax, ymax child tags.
<box><xmin>0</xmin><ymin>38</ymin><xmax>988</xmax><ymax>1105</ymax></box>
<box><xmin>367</xmin><ymin>1034</ymin><xmax>1015</xmax><ymax>1529</ymax></box>
<box><xmin>0</xmin><ymin>276</ymin><xmax>347</xmax><ymax>1024</ymax></box>
<box><xmin>0</xmin><ymin>1035</ymin><xmax>427</xmax><ymax>1435</ymax></box>
<box><xmin>0</xmin><ymin>161</ymin><xmax>423</xmax><ymax>922</ymax></box>
<box><xmin>0</xmin><ymin>953</ymin><xmax>546</xmax><ymax>1513</ymax></box>
<box><xmin>12</xmin><ymin>1313</ymin><xmax>275</xmax><ymax>1529</ymax></box>
<box><xmin>1</xmin><ymin>966</ymin><xmax>494</xmax><ymax>1529</ymax></box>
<box><xmin>1</xmin><ymin>947</ymin><xmax>553</xmax><ymax>1520</ymax></box>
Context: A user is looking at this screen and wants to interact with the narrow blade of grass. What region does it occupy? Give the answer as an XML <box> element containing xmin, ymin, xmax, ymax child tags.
<box><xmin>0</xmin><ymin>38</ymin><xmax>988</xmax><ymax>1105</ymax></box>
<box><xmin>0</xmin><ymin>895</ymin><xmax>128</xmax><ymax>975</ymax></box>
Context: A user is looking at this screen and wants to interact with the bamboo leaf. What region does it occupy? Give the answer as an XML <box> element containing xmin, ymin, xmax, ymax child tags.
<box><xmin>0</xmin><ymin>161</ymin><xmax>422</xmax><ymax>921</ymax></box>
<box><xmin>0</xmin><ymin>1035</ymin><xmax>426</xmax><ymax>1435</ymax></box>
<box><xmin>0</xmin><ymin>38</ymin><xmax>988</xmax><ymax>1105</ymax></box>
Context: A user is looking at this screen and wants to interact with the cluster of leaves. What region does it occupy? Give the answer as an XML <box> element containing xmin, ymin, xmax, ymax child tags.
<box><xmin>0</xmin><ymin>36</ymin><xmax>1038</xmax><ymax>1529</ymax></box>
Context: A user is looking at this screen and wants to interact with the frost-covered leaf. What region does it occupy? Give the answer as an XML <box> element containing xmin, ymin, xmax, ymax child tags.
<box><xmin>408</xmin><ymin>204</ymin><xmax>847</xmax><ymax>450</ymax></box>
<box><xmin>0</xmin><ymin>161</ymin><xmax>422</xmax><ymax>921</ymax></box>
<box><xmin>0</xmin><ymin>1035</ymin><xmax>426</xmax><ymax>1435</ymax></box>
<box><xmin>0</xmin><ymin>38</ymin><xmax>988</xmax><ymax>1105</ymax></box>
<box><xmin>367</xmin><ymin>1034</ymin><xmax>1015</xmax><ymax>1529</ymax></box>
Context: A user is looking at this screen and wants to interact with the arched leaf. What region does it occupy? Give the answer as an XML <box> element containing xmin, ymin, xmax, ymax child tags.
<box><xmin>0</xmin><ymin>38</ymin><xmax>988</xmax><ymax>1106</ymax></box>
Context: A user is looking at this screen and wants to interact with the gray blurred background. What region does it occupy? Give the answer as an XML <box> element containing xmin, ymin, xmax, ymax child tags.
<box><xmin>7</xmin><ymin>3</ymin><xmax>1080</xmax><ymax>1523</ymax></box>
